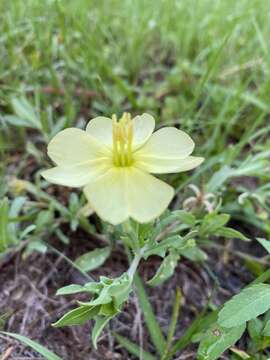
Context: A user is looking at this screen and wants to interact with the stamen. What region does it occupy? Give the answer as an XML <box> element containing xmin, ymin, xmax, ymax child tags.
<box><xmin>112</xmin><ymin>113</ymin><xmax>133</xmax><ymax>167</ymax></box>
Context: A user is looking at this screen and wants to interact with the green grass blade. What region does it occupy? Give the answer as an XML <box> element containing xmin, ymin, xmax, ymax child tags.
<box><xmin>0</xmin><ymin>198</ymin><xmax>9</xmax><ymax>252</ymax></box>
<box><xmin>252</xmin><ymin>269</ymin><xmax>270</xmax><ymax>285</ymax></box>
<box><xmin>162</xmin><ymin>288</ymin><xmax>182</xmax><ymax>360</ymax></box>
<box><xmin>134</xmin><ymin>274</ymin><xmax>166</xmax><ymax>356</ymax></box>
<box><xmin>169</xmin><ymin>310</ymin><xmax>217</xmax><ymax>358</ymax></box>
<box><xmin>1</xmin><ymin>332</ymin><xmax>62</xmax><ymax>360</ymax></box>
<box><xmin>113</xmin><ymin>333</ymin><xmax>156</xmax><ymax>360</ymax></box>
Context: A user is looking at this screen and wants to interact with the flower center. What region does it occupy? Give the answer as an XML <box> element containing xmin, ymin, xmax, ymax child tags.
<box><xmin>112</xmin><ymin>113</ymin><xmax>133</xmax><ymax>167</ymax></box>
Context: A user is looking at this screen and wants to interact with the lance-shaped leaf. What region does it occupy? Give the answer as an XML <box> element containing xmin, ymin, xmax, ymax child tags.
<box><xmin>218</xmin><ymin>284</ymin><xmax>270</xmax><ymax>328</ymax></box>
<box><xmin>75</xmin><ymin>247</ymin><xmax>111</xmax><ymax>272</ymax></box>
<box><xmin>92</xmin><ymin>315</ymin><xmax>116</xmax><ymax>349</ymax></box>
<box><xmin>53</xmin><ymin>305</ymin><xmax>99</xmax><ymax>327</ymax></box>
<box><xmin>180</xmin><ymin>244</ymin><xmax>208</xmax><ymax>262</ymax></box>
<box><xmin>197</xmin><ymin>324</ymin><xmax>246</xmax><ymax>360</ymax></box>
<box><xmin>148</xmin><ymin>251</ymin><xmax>180</xmax><ymax>287</ymax></box>
<box><xmin>215</xmin><ymin>227</ymin><xmax>249</xmax><ymax>241</ymax></box>
<box><xmin>200</xmin><ymin>213</ymin><xmax>230</xmax><ymax>236</ymax></box>
<box><xmin>56</xmin><ymin>282</ymin><xmax>101</xmax><ymax>296</ymax></box>
<box><xmin>144</xmin><ymin>235</ymin><xmax>188</xmax><ymax>258</ymax></box>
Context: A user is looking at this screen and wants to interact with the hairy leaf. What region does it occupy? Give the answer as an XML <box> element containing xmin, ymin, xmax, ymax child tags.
<box><xmin>148</xmin><ymin>251</ymin><xmax>180</xmax><ymax>287</ymax></box>
<box><xmin>53</xmin><ymin>305</ymin><xmax>99</xmax><ymax>327</ymax></box>
<box><xmin>218</xmin><ymin>284</ymin><xmax>270</xmax><ymax>328</ymax></box>
<box><xmin>75</xmin><ymin>247</ymin><xmax>111</xmax><ymax>272</ymax></box>
<box><xmin>197</xmin><ymin>324</ymin><xmax>245</xmax><ymax>360</ymax></box>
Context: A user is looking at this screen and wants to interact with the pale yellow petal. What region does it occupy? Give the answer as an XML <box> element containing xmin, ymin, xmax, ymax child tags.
<box><xmin>84</xmin><ymin>167</ymin><xmax>174</xmax><ymax>225</ymax></box>
<box><xmin>135</xmin><ymin>156</ymin><xmax>204</xmax><ymax>174</ymax></box>
<box><xmin>136</xmin><ymin>127</ymin><xmax>194</xmax><ymax>159</ymax></box>
<box><xmin>132</xmin><ymin>113</ymin><xmax>155</xmax><ymax>150</ymax></box>
<box><xmin>48</xmin><ymin>128</ymin><xmax>108</xmax><ymax>167</ymax></box>
<box><xmin>41</xmin><ymin>162</ymin><xmax>110</xmax><ymax>187</ymax></box>
<box><xmin>126</xmin><ymin>168</ymin><xmax>174</xmax><ymax>223</ymax></box>
<box><xmin>83</xmin><ymin>168</ymin><xmax>129</xmax><ymax>225</ymax></box>
<box><xmin>86</xmin><ymin>116</ymin><xmax>113</xmax><ymax>147</ymax></box>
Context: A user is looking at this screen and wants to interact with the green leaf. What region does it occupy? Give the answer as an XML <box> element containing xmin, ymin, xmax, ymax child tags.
<box><xmin>55</xmin><ymin>228</ymin><xmax>70</xmax><ymax>245</ymax></box>
<box><xmin>218</xmin><ymin>284</ymin><xmax>270</xmax><ymax>328</ymax></box>
<box><xmin>148</xmin><ymin>251</ymin><xmax>180</xmax><ymax>287</ymax></box>
<box><xmin>257</xmin><ymin>238</ymin><xmax>270</xmax><ymax>254</ymax></box>
<box><xmin>153</xmin><ymin>210</ymin><xmax>195</xmax><ymax>239</ymax></box>
<box><xmin>206</xmin><ymin>166</ymin><xmax>235</xmax><ymax>192</ymax></box>
<box><xmin>113</xmin><ymin>333</ymin><xmax>156</xmax><ymax>360</ymax></box>
<box><xmin>1</xmin><ymin>331</ymin><xmax>62</xmax><ymax>360</ymax></box>
<box><xmin>35</xmin><ymin>210</ymin><xmax>54</xmax><ymax>231</ymax></box>
<box><xmin>9</xmin><ymin>97</ymin><xmax>41</xmax><ymax>129</ymax></box>
<box><xmin>53</xmin><ymin>305</ymin><xmax>99</xmax><ymax>327</ymax></box>
<box><xmin>200</xmin><ymin>213</ymin><xmax>230</xmax><ymax>236</ymax></box>
<box><xmin>56</xmin><ymin>284</ymin><xmax>85</xmax><ymax>296</ymax></box>
<box><xmin>263</xmin><ymin>319</ymin><xmax>270</xmax><ymax>336</ymax></box>
<box><xmin>75</xmin><ymin>247</ymin><xmax>111</xmax><ymax>272</ymax></box>
<box><xmin>56</xmin><ymin>282</ymin><xmax>101</xmax><ymax>297</ymax></box>
<box><xmin>8</xmin><ymin>196</ymin><xmax>26</xmax><ymax>242</ymax></box>
<box><xmin>215</xmin><ymin>227</ymin><xmax>249</xmax><ymax>241</ymax></box>
<box><xmin>144</xmin><ymin>235</ymin><xmax>186</xmax><ymax>258</ymax></box>
<box><xmin>247</xmin><ymin>318</ymin><xmax>263</xmax><ymax>342</ymax></box>
<box><xmin>170</xmin><ymin>310</ymin><xmax>218</xmax><ymax>356</ymax></box>
<box><xmin>28</xmin><ymin>240</ymin><xmax>47</xmax><ymax>253</ymax></box>
<box><xmin>0</xmin><ymin>198</ymin><xmax>10</xmax><ymax>252</ymax></box>
<box><xmin>173</xmin><ymin>210</ymin><xmax>196</xmax><ymax>227</ymax></box>
<box><xmin>180</xmin><ymin>245</ymin><xmax>208</xmax><ymax>262</ymax></box>
<box><xmin>197</xmin><ymin>324</ymin><xmax>246</xmax><ymax>360</ymax></box>
<box><xmin>252</xmin><ymin>269</ymin><xmax>270</xmax><ymax>285</ymax></box>
<box><xmin>99</xmin><ymin>302</ymin><xmax>118</xmax><ymax>316</ymax></box>
<box><xmin>86</xmin><ymin>274</ymin><xmax>131</xmax><ymax>308</ymax></box>
<box><xmin>92</xmin><ymin>316</ymin><xmax>113</xmax><ymax>349</ymax></box>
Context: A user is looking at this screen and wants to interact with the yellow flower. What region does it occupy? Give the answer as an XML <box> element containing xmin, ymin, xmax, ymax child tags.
<box><xmin>41</xmin><ymin>113</ymin><xmax>203</xmax><ymax>225</ymax></box>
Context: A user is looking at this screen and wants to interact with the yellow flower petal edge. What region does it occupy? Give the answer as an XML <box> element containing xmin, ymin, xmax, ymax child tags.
<box><xmin>134</xmin><ymin>155</ymin><xmax>204</xmax><ymax>174</ymax></box>
<box><xmin>42</xmin><ymin>113</ymin><xmax>204</xmax><ymax>225</ymax></box>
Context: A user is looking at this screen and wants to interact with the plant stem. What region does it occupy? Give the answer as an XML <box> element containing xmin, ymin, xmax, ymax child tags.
<box><xmin>122</xmin><ymin>226</ymin><xmax>166</xmax><ymax>357</ymax></box>
<box><xmin>48</xmin><ymin>244</ymin><xmax>94</xmax><ymax>282</ymax></box>
<box><xmin>127</xmin><ymin>251</ymin><xmax>142</xmax><ymax>278</ymax></box>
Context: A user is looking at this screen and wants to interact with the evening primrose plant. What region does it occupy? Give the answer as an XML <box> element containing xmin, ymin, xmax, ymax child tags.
<box><xmin>41</xmin><ymin>113</ymin><xmax>204</xmax><ymax>348</ymax></box>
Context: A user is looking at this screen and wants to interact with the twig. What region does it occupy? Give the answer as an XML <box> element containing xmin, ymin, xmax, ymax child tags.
<box><xmin>210</xmin><ymin>243</ymin><xmax>270</xmax><ymax>266</ymax></box>
<box><xmin>0</xmin><ymin>346</ymin><xmax>13</xmax><ymax>360</ymax></box>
